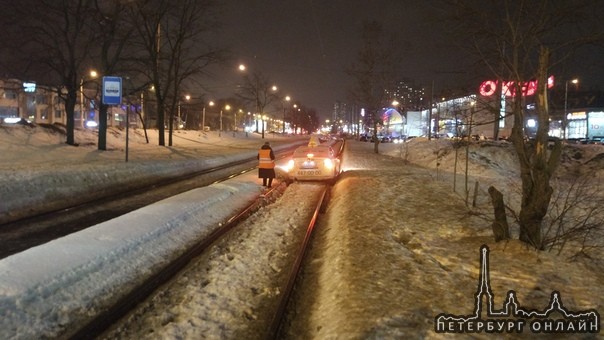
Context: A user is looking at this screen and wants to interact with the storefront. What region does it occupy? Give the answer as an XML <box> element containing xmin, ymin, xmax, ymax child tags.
<box><xmin>567</xmin><ymin>111</ymin><xmax>604</xmax><ymax>141</ymax></box>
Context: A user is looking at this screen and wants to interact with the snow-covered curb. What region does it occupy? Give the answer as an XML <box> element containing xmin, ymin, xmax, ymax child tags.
<box><xmin>0</xmin><ymin>175</ymin><xmax>260</xmax><ymax>339</ymax></box>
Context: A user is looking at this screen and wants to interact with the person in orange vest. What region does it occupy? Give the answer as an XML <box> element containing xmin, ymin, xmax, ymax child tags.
<box><xmin>257</xmin><ymin>141</ymin><xmax>276</xmax><ymax>187</ymax></box>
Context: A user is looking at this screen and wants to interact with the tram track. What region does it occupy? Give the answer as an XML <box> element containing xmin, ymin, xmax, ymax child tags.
<box><xmin>1</xmin><ymin>139</ymin><xmax>337</xmax><ymax>339</ymax></box>
<box><xmin>0</xmin><ymin>148</ymin><xmax>297</xmax><ymax>259</ymax></box>
<box><xmin>90</xmin><ymin>182</ymin><xmax>330</xmax><ymax>339</ymax></box>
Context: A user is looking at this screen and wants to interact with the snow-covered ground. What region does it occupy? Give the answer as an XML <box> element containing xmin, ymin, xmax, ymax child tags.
<box><xmin>0</xmin><ymin>124</ymin><xmax>603</xmax><ymax>339</ymax></box>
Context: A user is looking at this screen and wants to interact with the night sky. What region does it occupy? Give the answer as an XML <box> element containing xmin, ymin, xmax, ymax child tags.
<box><xmin>208</xmin><ymin>1</ymin><xmax>603</xmax><ymax>118</ymax></box>
<box><xmin>206</xmin><ymin>1</ymin><xmax>462</xmax><ymax>117</ymax></box>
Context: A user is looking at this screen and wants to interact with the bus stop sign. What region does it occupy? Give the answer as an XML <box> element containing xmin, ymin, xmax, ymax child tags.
<box><xmin>102</xmin><ymin>76</ymin><xmax>122</xmax><ymax>105</ymax></box>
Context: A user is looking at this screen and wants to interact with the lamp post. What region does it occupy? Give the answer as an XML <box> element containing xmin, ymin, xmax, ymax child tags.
<box><xmin>203</xmin><ymin>101</ymin><xmax>214</xmax><ymax>132</ymax></box>
<box><xmin>282</xmin><ymin>95</ymin><xmax>290</xmax><ymax>133</ymax></box>
<box><xmin>292</xmin><ymin>104</ymin><xmax>298</xmax><ymax>135</ymax></box>
<box><xmin>177</xmin><ymin>94</ymin><xmax>190</xmax><ymax>130</ymax></box>
<box><xmin>219</xmin><ymin>104</ymin><xmax>230</xmax><ymax>137</ymax></box>
<box><xmin>246</xmin><ymin>112</ymin><xmax>251</xmax><ymax>137</ymax></box>
<box><xmin>563</xmin><ymin>78</ymin><xmax>578</xmax><ymax>140</ymax></box>
<box><xmin>391</xmin><ymin>100</ymin><xmax>401</xmax><ymax>137</ymax></box>
<box><xmin>79</xmin><ymin>70</ymin><xmax>97</xmax><ymax>128</ymax></box>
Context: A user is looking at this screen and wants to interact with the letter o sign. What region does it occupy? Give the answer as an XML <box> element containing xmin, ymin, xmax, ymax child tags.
<box><xmin>479</xmin><ymin>80</ymin><xmax>497</xmax><ymax>97</ymax></box>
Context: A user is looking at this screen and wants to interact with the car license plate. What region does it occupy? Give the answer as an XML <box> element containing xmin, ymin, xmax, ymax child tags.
<box><xmin>298</xmin><ymin>170</ymin><xmax>321</xmax><ymax>176</ymax></box>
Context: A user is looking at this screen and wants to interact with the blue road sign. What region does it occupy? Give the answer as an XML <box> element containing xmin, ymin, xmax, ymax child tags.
<box><xmin>102</xmin><ymin>76</ymin><xmax>122</xmax><ymax>105</ymax></box>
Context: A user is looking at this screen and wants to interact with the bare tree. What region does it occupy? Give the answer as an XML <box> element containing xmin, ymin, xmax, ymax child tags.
<box><xmin>0</xmin><ymin>0</ymin><xmax>97</xmax><ymax>146</ymax></box>
<box><xmin>127</xmin><ymin>0</ymin><xmax>224</xmax><ymax>146</ymax></box>
<box><xmin>347</xmin><ymin>21</ymin><xmax>401</xmax><ymax>154</ymax></box>
<box><xmin>236</xmin><ymin>71</ymin><xmax>279</xmax><ymax>139</ymax></box>
<box><xmin>296</xmin><ymin>105</ymin><xmax>320</xmax><ymax>135</ymax></box>
<box><xmin>443</xmin><ymin>0</ymin><xmax>604</xmax><ymax>248</ymax></box>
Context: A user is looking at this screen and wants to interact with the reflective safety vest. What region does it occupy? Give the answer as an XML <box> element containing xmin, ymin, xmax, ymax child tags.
<box><xmin>258</xmin><ymin>149</ymin><xmax>275</xmax><ymax>169</ymax></box>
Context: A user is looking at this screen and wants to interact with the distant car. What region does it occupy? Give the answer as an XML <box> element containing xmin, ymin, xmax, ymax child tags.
<box><xmin>379</xmin><ymin>135</ymin><xmax>392</xmax><ymax>143</ymax></box>
<box><xmin>589</xmin><ymin>136</ymin><xmax>604</xmax><ymax>145</ymax></box>
<box><xmin>284</xmin><ymin>144</ymin><xmax>341</xmax><ymax>182</ymax></box>
<box><xmin>392</xmin><ymin>135</ymin><xmax>407</xmax><ymax>143</ymax></box>
<box><xmin>359</xmin><ymin>134</ymin><xmax>370</xmax><ymax>142</ymax></box>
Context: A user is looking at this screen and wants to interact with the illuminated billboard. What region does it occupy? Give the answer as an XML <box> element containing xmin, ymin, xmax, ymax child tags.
<box><xmin>479</xmin><ymin>76</ymin><xmax>555</xmax><ymax>97</ymax></box>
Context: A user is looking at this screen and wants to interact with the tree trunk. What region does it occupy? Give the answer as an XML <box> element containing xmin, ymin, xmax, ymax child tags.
<box><xmin>488</xmin><ymin>186</ymin><xmax>511</xmax><ymax>241</ymax></box>
<box><xmin>492</xmin><ymin>79</ymin><xmax>501</xmax><ymax>140</ymax></box>
<box><xmin>510</xmin><ymin>47</ymin><xmax>561</xmax><ymax>249</ymax></box>
<box><xmin>156</xmin><ymin>95</ymin><xmax>165</xmax><ymax>146</ymax></box>
<box><xmin>98</xmin><ymin>103</ymin><xmax>108</xmax><ymax>150</ymax></box>
<box><xmin>373</xmin><ymin>118</ymin><xmax>379</xmax><ymax>154</ymax></box>
<box><xmin>65</xmin><ymin>89</ymin><xmax>77</xmax><ymax>146</ymax></box>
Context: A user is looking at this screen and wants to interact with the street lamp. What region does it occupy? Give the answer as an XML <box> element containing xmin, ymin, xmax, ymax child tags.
<box><xmin>292</xmin><ymin>104</ymin><xmax>298</xmax><ymax>135</ymax></box>
<box><xmin>262</xmin><ymin>114</ymin><xmax>268</xmax><ymax>139</ymax></box>
<box><xmin>246</xmin><ymin>111</ymin><xmax>251</xmax><ymax>137</ymax></box>
<box><xmin>282</xmin><ymin>95</ymin><xmax>291</xmax><ymax>133</ymax></box>
<box><xmin>219</xmin><ymin>104</ymin><xmax>230</xmax><ymax>137</ymax></box>
<box><xmin>203</xmin><ymin>100</ymin><xmax>214</xmax><ymax>132</ymax></box>
<box><xmin>79</xmin><ymin>70</ymin><xmax>97</xmax><ymax>128</ymax></box>
<box><xmin>563</xmin><ymin>78</ymin><xmax>579</xmax><ymax>140</ymax></box>
<box><xmin>177</xmin><ymin>94</ymin><xmax>190</xmax><ymax>130</ymax></box>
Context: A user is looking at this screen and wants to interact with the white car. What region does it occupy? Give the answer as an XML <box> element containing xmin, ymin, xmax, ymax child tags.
<box><xmin>285</xmin><ymin>144</ymin><xmax>341</xmax><ymax>183</ymax></box>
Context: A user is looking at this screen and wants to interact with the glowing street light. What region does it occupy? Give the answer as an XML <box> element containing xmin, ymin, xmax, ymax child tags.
<box><xmin>563</xmin><ymin>78</ymin><xmax>579</xmax><ymax>140</ymax></box>
<box><xmin>80</xmin><ymin>70</ymin><xmax>98</xmax><ymax>128</ymax></box>
<box><xmin>177</xmin><ymin>94</ymin><xmax>190</xmax><ymax>129</ymax></box>
<box><xmin>219</xmin><ymin>104</ymin><xmax>230</xmax><ymax>137</ymax></box>
<box><xmin>202</xmin><ymin>100</ymin><xmax>214</xmax><ymax>132</ymax></box>
<box><xmin>282</xmin><ymin>95</ymin><xmax>291</xmax><ymax>133</ymax></box>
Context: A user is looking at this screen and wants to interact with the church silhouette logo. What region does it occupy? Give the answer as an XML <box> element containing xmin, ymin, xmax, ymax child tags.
<box><xmin>435</xmin><ymin>245</ymin><xmax>600</xmax><ymax>334</ymax></box>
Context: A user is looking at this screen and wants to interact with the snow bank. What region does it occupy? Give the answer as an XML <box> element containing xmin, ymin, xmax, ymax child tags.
<box><xmin>0</xmin><ymin>174</ymin><xmax>261</xmax><ymax>339</ymax></box>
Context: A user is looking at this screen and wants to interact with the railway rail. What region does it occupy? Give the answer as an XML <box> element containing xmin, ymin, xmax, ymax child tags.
<box><xmin>63</xmin><ymin>182</ymin><xmax>330</xmax><ymax>339</ymax></box>
<box><xmin>1</xmin><ymin>139</ymin><xmax>341</xmax><ymax>339</ymax></box>
<box><xmin>0</xmin><ymin>148</ymin><xmax>297</xmax><ymax>259</ymax></box>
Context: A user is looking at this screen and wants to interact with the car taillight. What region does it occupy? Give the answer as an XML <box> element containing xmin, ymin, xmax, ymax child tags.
<box><xmin>324</xmin><ymin>158</ymin><xmax>334</xmax><ymax>169</ymax></box>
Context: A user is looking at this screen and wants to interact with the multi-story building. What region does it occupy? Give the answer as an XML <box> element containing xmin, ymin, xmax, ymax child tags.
<box><xmin>0</xmin><ymin>78</ymin><xmax>138</xmax><ymax>129</ymax></box>
<box><xmin>0</xmin><ymin>79</ymin><xmax>66</xmax><ymax>125</ymax></box>
<box><xmin>387</xmin><ymin>79</ymin><xmax>427</xmax><ymax>111</ymax></box>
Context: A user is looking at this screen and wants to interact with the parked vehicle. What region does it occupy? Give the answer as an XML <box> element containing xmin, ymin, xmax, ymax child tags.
<box><xmin>379</xmin><ymin>135</ymin><xmax>392</xmax><ymax>143</ymax></box>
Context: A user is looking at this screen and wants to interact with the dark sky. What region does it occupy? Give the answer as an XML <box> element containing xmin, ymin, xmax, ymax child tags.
<box><xmin>207</xmin><ymin>1</ymin><xmax>466</xmax><ymax>118</ymax></box>
<box><xmin>207</xmin><ymin>1</ymin><xmax>603</xmax><ymax>119</ymax></box>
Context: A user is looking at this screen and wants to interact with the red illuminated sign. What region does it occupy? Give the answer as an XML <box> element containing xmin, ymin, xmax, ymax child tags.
<box><xmin>479</xmin><ymin>76</ymin><xmax>555</xmax><ymax>97</ymax></box>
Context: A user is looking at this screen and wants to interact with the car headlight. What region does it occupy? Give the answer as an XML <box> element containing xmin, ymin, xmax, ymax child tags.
<box><xmin>287</xmin><ymin>159</ymin><xmax>294</xmax><ymax>172</ymax></box>
<box><xmin>323</xmin><ymin>158</ymin><xmax>334</xmax><ymax>169</ymax></box>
